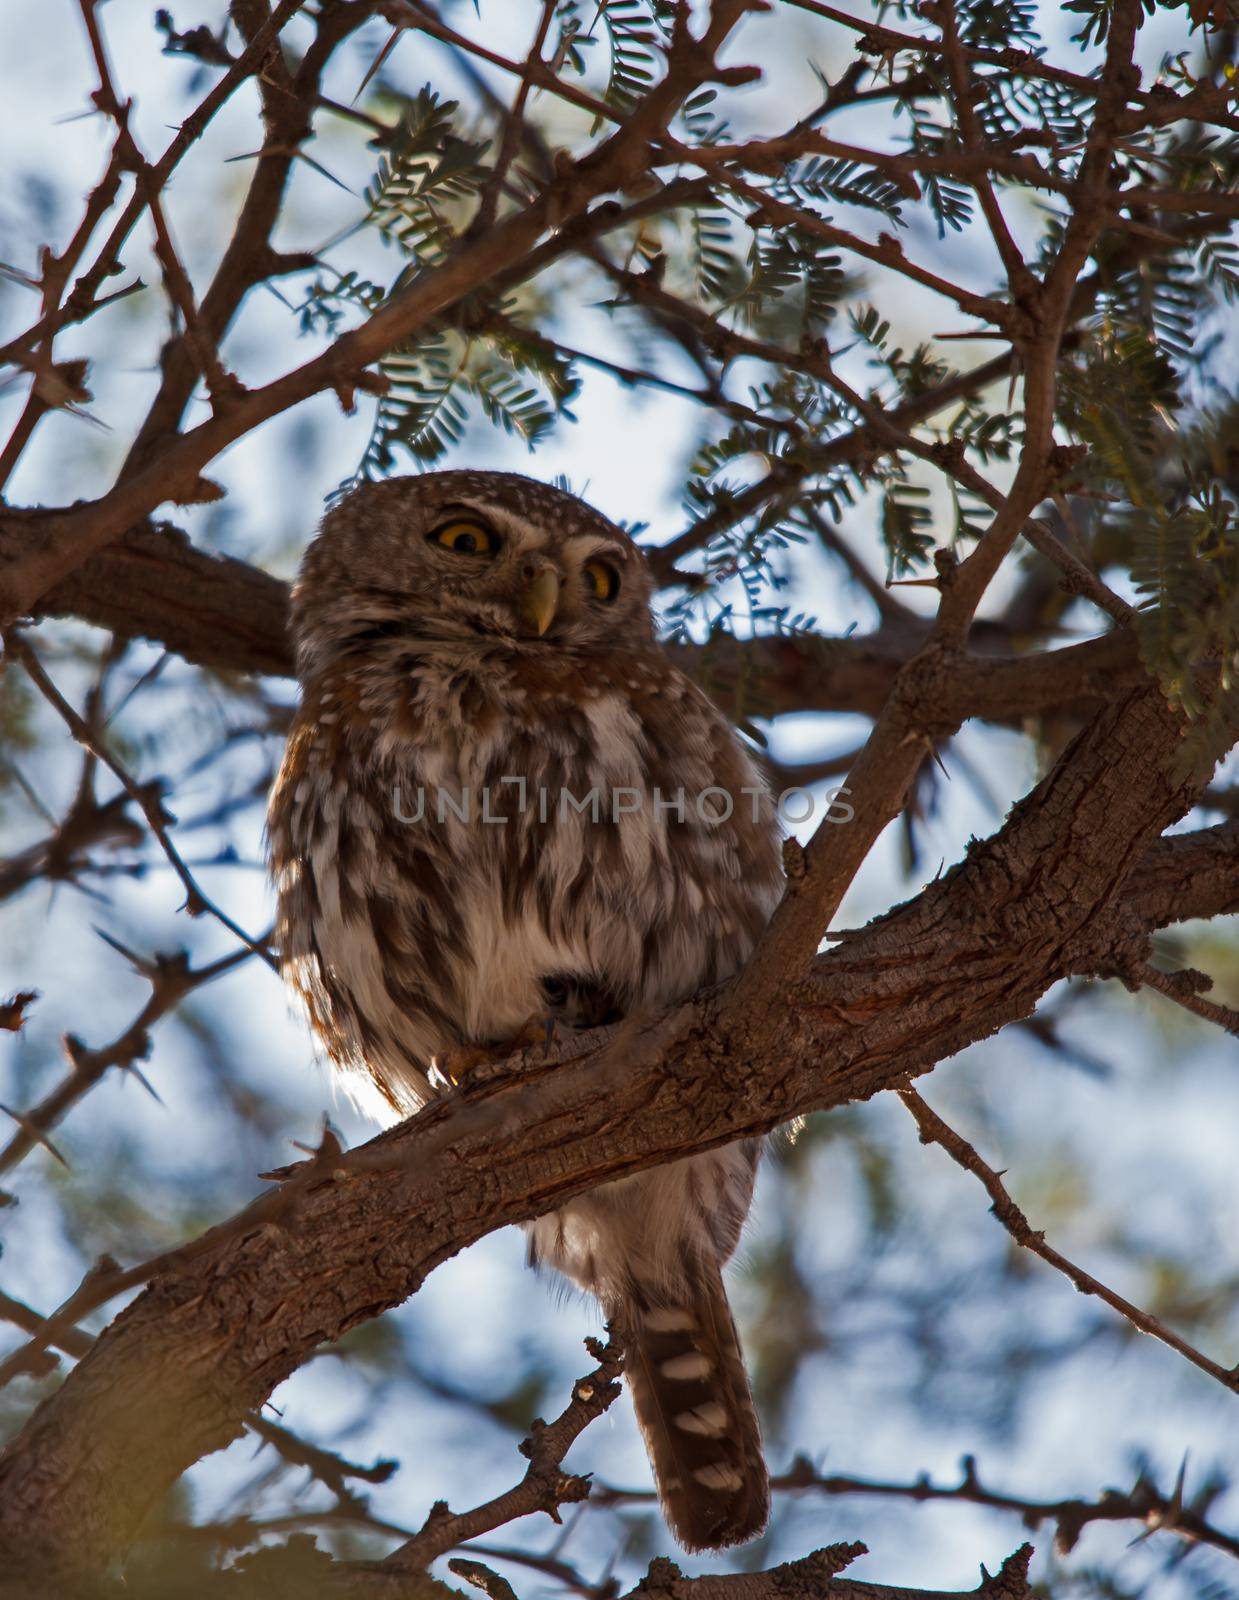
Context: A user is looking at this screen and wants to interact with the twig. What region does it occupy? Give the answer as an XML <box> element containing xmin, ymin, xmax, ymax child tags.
<box><xmin>5</xmin><ymin>632</ymin><xmax>276</xmax><ymax>967</ymax></box>
<box><xmin>900</xmin><ymin>1086</ymin><xmax>1239</xmax><ymax>1397</ymax></box>
<box><xmin>1129</xmin><ymin>961</ymin><xmax>1239</xmax><ymax>1036</ymax></box>
<box><xmin>592</xmin><ymin>1452</ymin><xmax>1239</xmax><ymax>1564</ymax></box>
<box><xmin>385</xmin><ymin>1335</ymin><xmax>625</xmax><ymax>1570</ymax></box>
<box><xmin>473</xmin><ymin>0</ymin><xmax>558</xmax><ymax>235</ymax></box>
<box><xmin>728</xmin><ymin>0</ymin><xmax>1149</xmax><ymax>1006</ymax></box>
<box><xmin>376</xmin><ymin>0</ymin><xmax>620</xmax><ymax>128</ymax></box>
<box><xmin>0</xmin><ymin>0</ymin><xmax>307</xmax><ymax>375</ymax></box>
<box><xmin>0</xmin><ymin>1256</ymin><xmax>131</xmax><ymax>1389</ymax></box>
<box><xmin>934</xmin><ymin>0</ymin><xmax>1034</xmax><ymax>298</ymax></box>
<box><xmin>779</xmin><ymin>0</ymin><xmax>1239</xmax><ymax>135</ymax></box>
<box><xmin>143</xmin><ymin>183</ymin><xmax>243</xmax><ymax>409</ymax></box>
<box><xmin>1038</xmin><ymin>498</ymin><xmax>1135</xmax><ymax>625</ymax></box>
<box><xmin>484</xmin><ymin>309</ymin><xmax>792</xmax><ymax>431</ymax></box>
<box><xmin>0</xmin><ymin>939</ymin><xmax>257</xmax><ymax>1180</ymax></box>
<box><xmin>719</xmin><ymin>172</ymin><xmax>1013</xmax><ymax>326</ymax></box>
<box><xmin>248</xmin><ymin>1414</ymin><xmax>397</xmax><ymax>1501</ymax></box>
<box><xmin>0</xmin><ymin>772</ymin><xmax>144</xmax><ymax>905</ymax></box>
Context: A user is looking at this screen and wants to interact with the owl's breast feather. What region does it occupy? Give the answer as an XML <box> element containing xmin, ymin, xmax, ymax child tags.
<box><xmin>269</xmin><ymin>651</ymin><xmax>783</xmax><ymax>1109</ymax></box>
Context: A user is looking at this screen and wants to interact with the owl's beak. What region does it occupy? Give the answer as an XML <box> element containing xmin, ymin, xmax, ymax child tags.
<box><xmin>517</xmin><ymin>567</ymin><xmax>561</xmax><ymax>637</ymax></box>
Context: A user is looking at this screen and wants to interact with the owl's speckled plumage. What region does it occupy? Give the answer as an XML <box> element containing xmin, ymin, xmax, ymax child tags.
<box><xmin>268</xmin><ymin>471</ymin><xmax>784</xmax><ymax>1551</ymax></box>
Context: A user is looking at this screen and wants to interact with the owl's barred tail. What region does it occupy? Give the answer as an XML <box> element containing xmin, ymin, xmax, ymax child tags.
<box><xmin>608</xmin><ymin>1258</ymin><xmax>769</xmax><ymax>1553</ymax></box>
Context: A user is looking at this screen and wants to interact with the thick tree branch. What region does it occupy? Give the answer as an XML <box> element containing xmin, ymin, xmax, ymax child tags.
<box><xmin>611</xmin><ymin>1543</ymin><xmax>1034</xmax><ymax>1600</ymax></box>
<box><xmin>1122</xmin><ymin>820</ymin><xmax>1239</xmax><ymax>929</ymax></box>
<box><xmin>0</xmin><ymin>669</ymin><xmax>1223</xmax><ymax>1577</ymax></box>
<box><xmin>2</xmin><ymin>515</ymin><xmax>1149</xmax><ymax>726</ymax></box>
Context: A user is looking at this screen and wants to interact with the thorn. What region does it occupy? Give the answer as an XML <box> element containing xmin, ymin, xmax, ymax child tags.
<box><xmin>354</xmin><ymin>25</ymin><xmax>402</xmax><ymax>102</ymax></box>
<box><xmin>93</xmin><ymin>926</ymin><xmax>152</xmax><ymax>973</ymax></box>
<box><xmin>1172</xmin><ymin>1454</ymin><xmax>1188</xmax><ymax>1500</ymax></box>
<box><xmin>123</xmin><ymin>1060</ymin><xmax>164</xmax><ymax>1105</ymax></box>
<box><xmin>290</xmin><ymin>1116</ymin><xmax>346</xmax><ymax>1169</ymax></box>
<box><xmin>0</xmin><ymin>1105</ymin><xmax>70</xmax><ymax>1167</ymax></box>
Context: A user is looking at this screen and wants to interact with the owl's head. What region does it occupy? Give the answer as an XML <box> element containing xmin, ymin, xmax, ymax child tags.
<box><xmin>292</xmin><ymin>471</ymin><xmax>657</xmax><ymax>676</ymax></box>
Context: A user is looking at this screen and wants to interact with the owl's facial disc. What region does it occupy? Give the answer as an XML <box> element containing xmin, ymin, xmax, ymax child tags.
<box><xmin>294</xmin><ymin>473</ymin><xmax>657</xmax><ymax>679</ymax></box>
<box><xmin>417</xmin><ymin>503</ymin><xmax>631</xmax><ymax>645</ymax></box>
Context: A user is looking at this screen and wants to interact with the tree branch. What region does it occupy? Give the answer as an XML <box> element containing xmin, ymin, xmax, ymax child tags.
<box><xmin>0</xmin><ymin>667</ymin><xmax>1222</xmax><ymax>1577</ymax></box>
<box><xmin>899</xmin><ymin>1087</ymin><xmax>1239</xmax><ymax>1396</ymax></box>
<box><xmin>2</xmin><ymin>515</ymin><xmax>1150</xmax><ymax>726</ymax></box>
<box><xmin>386</xmin><ymin>1336</ymin><xmax>624</xmax><ymax>1570</ymax></box>
<box><xmin>0</xmin><ymin>1</ymin><xmax>762</xmax><ymax>625</ymax></box>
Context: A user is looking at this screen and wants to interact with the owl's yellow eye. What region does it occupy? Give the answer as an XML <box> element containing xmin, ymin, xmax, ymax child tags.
<box><xmin>584</xmin><ymin>560</ymin><xmax>620</xmax><ymax>603</ymax></box>
<box><xmin>429</xmin><ymin>519</ymin><xmax>500</xmax><ymax>556</ymax></box>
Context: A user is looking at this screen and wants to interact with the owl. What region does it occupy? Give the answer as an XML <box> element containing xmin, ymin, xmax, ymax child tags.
<box><xmin>267</xmin><ymin>471</ymin><xmax>784</xmax><ymax>1552</ymax></box>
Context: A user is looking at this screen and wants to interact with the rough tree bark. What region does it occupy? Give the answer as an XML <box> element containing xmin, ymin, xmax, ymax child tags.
<box><xmin>0</xmin><ymin>668</ymin><xmax>1224</xmax><ymax>1580</ymax></box>
<box><xmin>0</xmin><ymin>513</ymin><xmax>1149</xmax><ymax>723</ymax></box>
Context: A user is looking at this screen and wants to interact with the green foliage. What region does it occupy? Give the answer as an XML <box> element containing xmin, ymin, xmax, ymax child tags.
<box><xmin>301</xmin><ymin>88</ymin><xmax>584</xmax><ymax>494</ymax></box>
<box><xmin>553</xmin><ymin>0</ymin><xmax>676</xmax><ymax>118</ymax></box>
<box><xmin>364</xmin><ymin>86</ymin><xmax>489</xmax><ymax>264</ymax></box>
<box><xmin>673</xmin><ymin>373</ymin><xmax>865</xmax><ymax>612</ymax></box>
<box><xmin>679</xmin><ymin>85</ymin><xmax>731</xmax><ymax>145</ymax></box>
<box><xmin>358</xmin><ymin>328</ymin><xmax>468</xmax><ymax>479</ymax></box>
<box><xmin>880</xmin><ymin>475</ymin><xmax>935</xmax><ymax>575</ymax></box>
<box><xmin>778</xmin><ymin>155</ymin><xmax>907</xmax><ymax>223</ymax></box>
<box><xmin>9</xmin><ymin>4</ymin><xmax>1239</xmax><ymax>1596</ymax></box>
<box><xmin>1063</xmin><ymin>0</ymin><xmax>1160</xmax><ymax>47</ymax></box>
<box><xmin>685</xmin><ymin>200</ymin><xmax>737</xmax><ymax>304</ymax></box>
<box><xmin>1129</xmin><ymin>483</ymin><xmax>1239</xmax><ymax>720</ymax></box>
<box><xmin>595</xmin><ymin>0</ymin><xmax>675</xmax><ymax>114</ymax></box>
<box><xmin>739</xmin><ymin>226</ymin><xmax>847</xmax><ymax>336</ymax></box>
<box><xmin>296</xmin><ymin>270</ymin><xmax>386</xmax><ymax>338</ymax></box>
<box><xmin>900</xmin><ymin>96</ymin><xmax>975</xmax><ymax>234</ymax></box>
<box><xmin>1061</xmin><ymin>325</ymin><xmax>1239</xmax><ymax>739</ymax></box>
<box><xmin>1058</xmin><ymin>322</ymin><xmax>1181</xmax><ymax>508</ymax></box>
<box><xmin>846</xmin><ymin>303</ymin><xmax>1009</xmax><ymax>559</ymax></box>
<box><xmin>295</xmin><ymin>0</ymin><xmax>1239</xmax><ymax>739</ymax></box>
<box><xmin>335</xmin><ymin>314</ymin><xmax>579</xmax><ymax>496</ymax></box>
<box><xmin>948</xmin><ymin>400</ymin><xmax>1020</xmax><ymax>468</ymax></box>
<box><xmin>1196</xmin><ymin>231</ymin><xmax>1239</xmax><ymax>304</ymax></box>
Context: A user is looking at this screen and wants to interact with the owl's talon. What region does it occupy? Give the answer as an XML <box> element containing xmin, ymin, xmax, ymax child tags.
<box><xmin>434</xmin><ymin>1018</ymin><xmax>558</xmax><ymax>1088</ymax></box>
<box><xmin>504</xmin><ymin>1013</ymin><xmax>561</xmax><ymax>1057</ymax></box>
<box><xmin>432</xmin><ymin>1043</ymin><xmax>493</xmax><ymax>1088</ymax></box>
